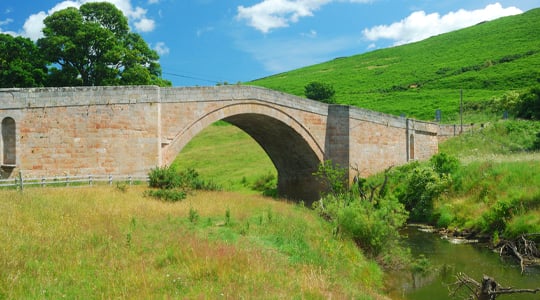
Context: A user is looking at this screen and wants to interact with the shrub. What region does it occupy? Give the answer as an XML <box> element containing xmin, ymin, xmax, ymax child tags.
<box><xmin>313</xmin><ymin>162</ymin><xmax>408</xmax><ymax>257</ymax></box>
<box><xmin>515</xmin><ymin>86</ymin><xmax>540</xmax><ymax>120</ymax></box>
<box><xmin>397</xmin><ymin>165</ymin><xmax>451</xmax><ymax>222</ymax></box>
<box><xmin>178</xmin><ymin>168</ymin><xmax>221</xmax><ymax>191</ymax></box>
<box><xmin>313</xmin><ymin>160</ymin><xmax>348</xmax><ymax>197</ymax></box>
<box><xmin>304</xmin><ymin>81</ymin><xmax>336</xmax><ymax>103</ymax></box>
<box><xmin>251</xmin><ymin>172</ymin><xmax>277</xmax><ymax>197</ymax></box>
<box><xmin>146</xmin><ymin>166</ymin><xmax>220</xmax><ymax>202</ymax></box>
<box><xmin>430</xmin><ymin>153</ymin><xmax>459</xmax><ymax>175</ymax></box>
<box><xmin>144</xmin><ymin>189</ymin><xmax>186</xmax><ymax>202</ymax></box>
<box><xmin>148</xmin><ymin>166</ymin><xmax>181</xmax><ymax>189</ymax></box>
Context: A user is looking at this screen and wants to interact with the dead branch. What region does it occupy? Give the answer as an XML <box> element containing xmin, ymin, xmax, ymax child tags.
<box><xmin>496</xmin><ymin>234</ymin><xmax>540</xmax><ymax>273</ymax></box>
<box><xmin>449</xmin><ymin>272</ymin><xmax>540</xmax><ymax>299</ymax></box>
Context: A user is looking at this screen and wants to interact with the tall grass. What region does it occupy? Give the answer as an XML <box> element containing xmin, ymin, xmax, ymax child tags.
<box><xmin>0</xmin><ymin>186</ymin><xmax>385</xmax><ymax>299</ymax></box>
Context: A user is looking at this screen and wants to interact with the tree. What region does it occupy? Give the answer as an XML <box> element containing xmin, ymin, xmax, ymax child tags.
<box><xmin>37</xmin><ymin>2</ymin><xmax>170</xmax><ymax>87</ymax></box>
<box><xmin>304</xmin><ymin>81</ymin><xmax>336</xmax><ymax>103</ymax></box>
<box><xmin>0</xmin><ymin>34</ymin><xmax>47</xmax><ymax>88</ymax></box>
<box><xmin>515</xmin><ymin>86</ymin><xmax>540</xmax><ymax>120</ymax></box>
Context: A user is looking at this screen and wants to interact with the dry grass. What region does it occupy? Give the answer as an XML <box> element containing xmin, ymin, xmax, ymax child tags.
<box><xmin>0</xmin><ymin>186</ymin><xmax>385</xmax><ymax>299</ymax></box>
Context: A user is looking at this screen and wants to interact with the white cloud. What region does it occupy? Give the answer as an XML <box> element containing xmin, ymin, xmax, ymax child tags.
<box><xmin>362</xmin><ymin>3</ymin><xmax>522</xmax><ymax>46</ymax></box>
<box><xmin>19</xmin><ymin>0</ymin><xmax>157</xmax><ymax>41</ymax></box>
<box><xmin>236</xmin><ymin>0</ymin><xmax>371</xmax><ymax>33</ymax></box>
<box><xmin>135</xmin><ymin>18</ymin><xmax>155</xmax><ymax>32</ymax></box>
<box><xmin>0</xmin><ymin>18</ymin><xmax>13</xmax><ymax>26</ymax></box>
<box><xmin>153</xmin><ymin>42</ymin><xmax>169</xmax><ymax>56</ymax></box>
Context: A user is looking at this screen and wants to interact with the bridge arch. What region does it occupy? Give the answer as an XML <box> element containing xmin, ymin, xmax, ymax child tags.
<box><xmin>162</xmin><ymin>102</ymin><xmax>325</xmax><ymax>202</ymax></box>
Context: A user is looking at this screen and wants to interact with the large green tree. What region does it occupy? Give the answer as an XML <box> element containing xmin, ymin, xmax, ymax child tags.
<box><xmin>0</xmin><ymin>34</ymin><xmax>47</xmax><ymax>88</ymax></box>
<box><xmin>37</xmin><ymin>2</ymin><xmax>170</xmax><ymax>87</ymax></box>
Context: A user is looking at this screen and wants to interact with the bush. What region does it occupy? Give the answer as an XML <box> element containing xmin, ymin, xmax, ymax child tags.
<box><xmin>144</xmin><ymin>189</ymin><xmax>186</xmax><ymax>202</ymax></box>
<box><xmin>148</xmin><ymin>166</ymin><xmax>181</xmax><ymax>189</ymax></box>
<box><xmin>313</xmin><ymin>162</ymin><xmax>408</xmax><ymax>257</ymax></box>
<box><xmin>338</xmin><ymin>196</ymin><xmax>407</xmax><ymax>256</ymax></box>
<box><xmin>146</xmin><ymin>166</ymin><xmax>221</xmax><ymax>202</ymax></box>
<box><xmin>396</xmin><ymin>165</ymin><xmax>451</xmax><ymax>222</ymax></box>
<box><xmin>515</xmin><ymin>86</ymin><xmax>540</xmax><ymax>120</ymax></box>
<box><xmin>430</xmin><ymin>153</ymin><xmax>459</xmax><ymax>175</ymax></box>
<box><xmin>251</xmin><ymin>172</ymin><xmax>277</xmax><ymax>197</ymax></box>
<box><xmin>178</xmin><ymin>168</ymin><xmax>221</xmax><ymax>191</ymax></box>
<box><xmin>304</xmin><ymin>81</ymin><xmax>336</xmax><ymax>103</ymax></box>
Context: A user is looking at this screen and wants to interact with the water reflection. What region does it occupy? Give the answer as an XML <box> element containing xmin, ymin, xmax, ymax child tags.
<box><xmin>386</xmin><ymin>226</ymin><xmax>540</xmax><ymax>300</ymax></box>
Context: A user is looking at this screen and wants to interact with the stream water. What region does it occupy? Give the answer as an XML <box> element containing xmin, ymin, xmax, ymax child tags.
<box><xmin>387</xmin><ymin>226</ymin><xmax>540</xmax><ymax>299</ymax></box>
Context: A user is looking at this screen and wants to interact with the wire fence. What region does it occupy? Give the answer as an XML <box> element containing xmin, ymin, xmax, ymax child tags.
<box><xmin>0</xmin><ymin>172</ymin><xmax>149</xmax><ymax>191</ymax></box>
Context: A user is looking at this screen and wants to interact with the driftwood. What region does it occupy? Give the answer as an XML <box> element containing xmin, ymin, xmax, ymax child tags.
<box><xmin>449</xmin><ymin>272</ymin><xmax>540</xmax><ymax>299</ymax></box>
<box><xmin>496</xmin><ymin>234</ymin><xmax>540</xmax><ymax>273</ymax></box>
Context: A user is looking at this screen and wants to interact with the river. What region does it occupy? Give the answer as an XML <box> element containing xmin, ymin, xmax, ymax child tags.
<box><xmin>386</xmin><ymin>226</ymin><xmax>540</xmax><ymax>299</ymax></box>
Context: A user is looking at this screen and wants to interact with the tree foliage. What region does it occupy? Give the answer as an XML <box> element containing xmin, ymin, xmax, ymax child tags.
<box><xmin>304</xmin><ymin>81</ymin><xmax>336</xmax><ymax>103</ymax></box>
<box><xmin>0</xmin><ymin>34</ymin><xmax>47</xmax><ymax>88</ymax></box>
<box><xmin>37</xmin><ymin>2</ymin><xmax>170</xmax><ymax>87</ymax></box>
<box><xmin>515</xmin><ymin>86</ymin><xmax>540</xmax><ymax>120</ymax></box>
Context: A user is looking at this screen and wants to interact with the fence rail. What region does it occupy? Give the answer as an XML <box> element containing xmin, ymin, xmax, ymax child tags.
<box><xmin>0</xmin><ymin>173</ymin><xmax>149</xmax><ymax>190</ymax></box>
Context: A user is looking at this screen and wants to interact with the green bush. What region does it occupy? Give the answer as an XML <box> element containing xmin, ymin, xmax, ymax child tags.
<box><xmin>313</xmin><ymin>162</ymin><xmax>408</xmax><ymax>257</ymax></box>
<box><xmin>251</xmin><ymin>172</ymin><xmax>277</xmax><ymax>197</ymax></box>
<box><xmin>304</xmin><ymin>81</ymin><xmax>336</xmax><ymax>104</ymax></box>
<box><xmin>148</xmin><ymin>166</ymin><xmax>182</xmax><ymax>189</ymax></box>
<box><xmin>397</xmin><ymin>165</ymin><xmax>451</xmax><ymax>222</ymax></box>
<box><xmin>146</xmin><ymin>166</ymin><xmax>220</xmax><ymax>202</ymax></box>
<box><xmin>144</xmin><ymin>189</ymin><xmax>186</xmax><ymax>202</ymax></box>
<box><xmin>515</xmin><ymin>86</ymin><xmax>540</xmax><ymax>120</ymax></box>
<box><xmin>178</xmin><ymin>168</ymin><xmax>221</xmax><ymax>191</ymax></box>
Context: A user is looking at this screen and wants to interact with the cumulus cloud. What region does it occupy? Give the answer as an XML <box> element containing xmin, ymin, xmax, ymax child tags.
<box><xmin>134</xmin><ymin>17</ymin><xmax>155</xmax><ymax>32</ymax></box>
<box><xmin>236</xmin><ymin>0</ymin><xmax>371</xmax><ymax>33</ymax></box>
<box><xmin>362</xmin><ymin>3</ymin><xmax>522</xmax><ymax>46</ymax></box>
<box><xmin>19</xmin><ymin>0</ymin><xmax>157</xmax><ymax>41</ymax></box>
<box><xmin>153</xmin><ymin>42</ymin><xmax>170</xmax><ymax>56</ymax></box>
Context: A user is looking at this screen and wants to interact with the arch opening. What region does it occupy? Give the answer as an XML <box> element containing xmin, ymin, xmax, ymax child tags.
<box><xmin>223</xmin><ymin>113</ymin><xmax>323</xmax><ymax>203</ymax></box>
<box><xmin>1</xmin><ymin>117</ymin><xmax>16</xmax><ymax>166</ymax></box>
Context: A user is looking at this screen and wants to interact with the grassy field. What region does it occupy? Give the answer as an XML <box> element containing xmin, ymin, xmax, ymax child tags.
<box><xmin>250</xmin><ymin>8</ymin><xmax>540</xmax><ymax>123</ymax></box>
<box><xmin>0</xmin><ymin>186</ymin><xmax>386</xmax><ymax>299</ymax></box>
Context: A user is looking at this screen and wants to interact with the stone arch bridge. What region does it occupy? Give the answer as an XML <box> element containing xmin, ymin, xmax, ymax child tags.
<box><xmin>0</xmin><ymin>85</ymin><xmax>440</xmax><ymax>201</ymax></box>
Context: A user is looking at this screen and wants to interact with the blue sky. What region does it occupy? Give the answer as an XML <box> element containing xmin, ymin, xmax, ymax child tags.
<box><xmin>0</xmin><ymin>0</ymin><xmax>537</xmax><ymax>86</ymax></box>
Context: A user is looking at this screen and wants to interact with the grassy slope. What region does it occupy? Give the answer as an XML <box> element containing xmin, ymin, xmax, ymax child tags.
<box><xmin>171</xmin><ymin>121</ymin><xmax>276</xmax><ymax>192</ymax></box>
<box><xmin>250</xmin><ymin>8</ymin><xmax>540</xmax><ymax>123</ymax></box>
<box><xmin>0</xmin><ymin>187</ymin><xmax>386</xmax><ymax>299</ymax></box>
<box><xmin>435</xmin><ymin>121</ymin><xmax>540</xmax><ymax>236</ymax></box>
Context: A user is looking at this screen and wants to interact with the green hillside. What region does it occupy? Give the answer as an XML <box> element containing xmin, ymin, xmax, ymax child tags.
<box><xmin>250</xmin><ymin>8</ymin><xmax>540</xmax><ymax>122</ymax></box>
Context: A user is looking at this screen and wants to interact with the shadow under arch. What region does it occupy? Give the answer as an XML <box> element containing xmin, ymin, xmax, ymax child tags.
<box><xmin>163</xmin><ymin>102</ymin><xmax>325</xmax><ymax>203</ymax></box>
